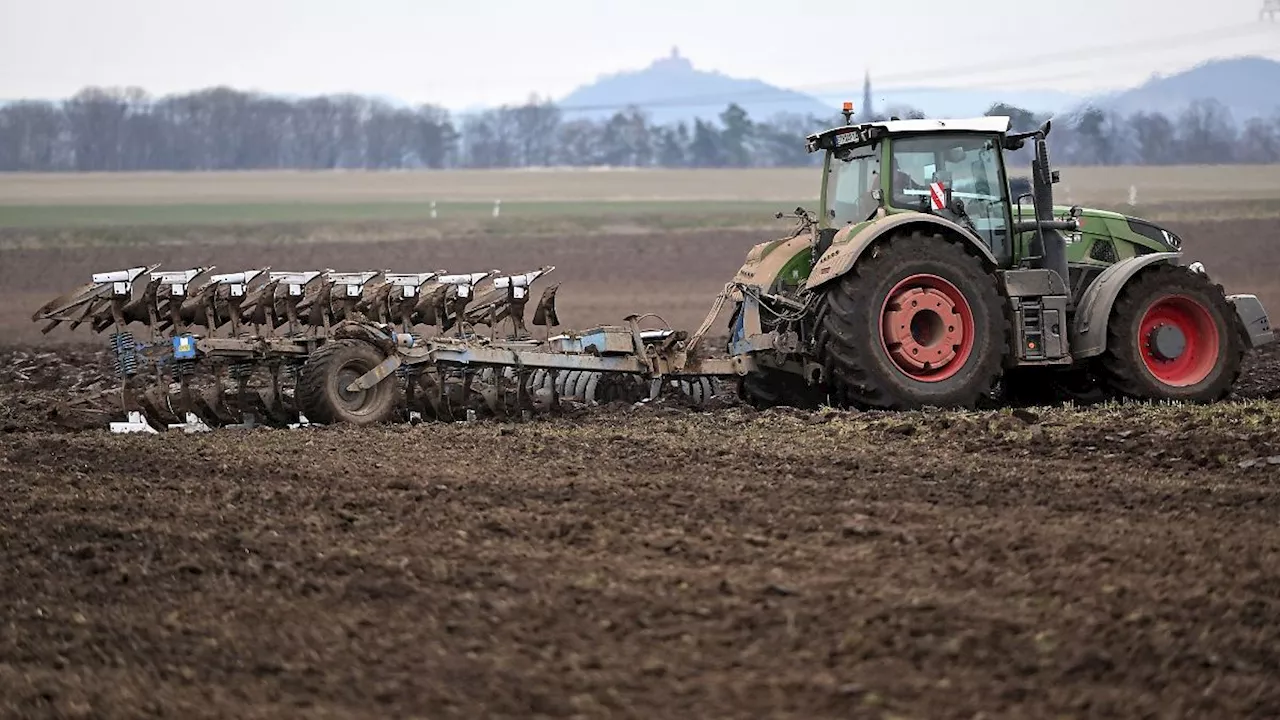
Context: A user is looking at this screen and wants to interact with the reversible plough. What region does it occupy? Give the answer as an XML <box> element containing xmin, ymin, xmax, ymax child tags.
<box><xmin>33</xmin><ymin>265</ymin><xmax>726</xmax><ymax>432</ymax></box>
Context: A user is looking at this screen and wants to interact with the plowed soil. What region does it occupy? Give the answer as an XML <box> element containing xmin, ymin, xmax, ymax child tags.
<box><xmin>2</xmin><ymin>218</ymin><xmax>1280</xmax><ymax>718</ymax></box>
<box><xmin>6</xmin><ymin>217</ymin><xmax>1279</xmax><ymax>346</ymax></box>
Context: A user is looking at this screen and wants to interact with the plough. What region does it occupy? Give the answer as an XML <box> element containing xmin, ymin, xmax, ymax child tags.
<box><xmin>33</xmin><ymin>263</ymin><xmax>735</xmax><ymax>432</ymax></box>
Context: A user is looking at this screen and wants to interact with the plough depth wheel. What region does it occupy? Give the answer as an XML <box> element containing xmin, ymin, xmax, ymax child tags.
<box><xmin>297</xmin><ymin>339</ymin><xmax>399</xmax><ymax>425</ymax></box>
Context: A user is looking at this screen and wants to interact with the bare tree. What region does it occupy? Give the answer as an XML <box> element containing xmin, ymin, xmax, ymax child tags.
<box><xmin>1177</xmin><ymin>99</ymin><xmax>1238</xmax><ymax>164</ymax></box>
<box><xmin>1238</xmin><ymin>116</ymin><xmax>1280</xmax><ymax>163</ymax></box>
<box><xmin>1</xmin><ymin>85</ymin><xmax>1276</xmax><ymax>172</ymax></box>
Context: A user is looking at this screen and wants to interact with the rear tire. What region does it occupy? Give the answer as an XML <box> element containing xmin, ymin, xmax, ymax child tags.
<box><xmin>726</xmin><ymin>301</ymin><xmax>825</xmax><ymax>410</ymax></box>
<box><xmin>297</xmin><ymin>339</ymin><xmax>399</xmax><ymax>425</ymax></box>
<box><xmin>1097</xmin><ymin>264</ymin><xmax>1243</xmax><ymax>402</ymax></box>
<box><xmin>738</xmin><ymin>368</ymin><xmax>825</xmax><ymax>410</ymax></box>
<box><xmin>816</xmin><ymin>231</ymin><xmax>1007</xmax><ymax>409</ymax></box>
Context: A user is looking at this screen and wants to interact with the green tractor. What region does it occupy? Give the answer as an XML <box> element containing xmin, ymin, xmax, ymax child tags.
<box><xmin>727</xmin><ymin>114</ymin><xmax>1275</xmax><ymax>409</ymax></box>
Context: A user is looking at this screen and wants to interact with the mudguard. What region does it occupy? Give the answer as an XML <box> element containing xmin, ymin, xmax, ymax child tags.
<box><xmin>733</xmin><ymin>233</ymin><xmax>812</xmax><ymax>287</ymax></box>
<box><xmin>804</xmin><ymin>213</ymin><xmax>998</xmax><ymax>292</ymax></box>
<box><xmin>1070</xmin><ymin>252</ymin><xmax>1180</xmax><ymax>359</ymax></box>
<box><xmin>1227</xmin><ymin>293</ymin><xmax>1275</xmax><ymax>348</ymax></box>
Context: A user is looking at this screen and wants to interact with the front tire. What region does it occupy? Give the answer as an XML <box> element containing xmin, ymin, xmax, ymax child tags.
<box><xmin>816</xmin><ymin>231</ymin><xmax>1007</xmax><ymax>409</ymax></box>
<box><xmin>297</xmin><ymin>339</ymin><xmax>399</xmax><ymax>425</ymax></box>
<box><xmin>1097</xmin><ymin>264</ymin><xmax>1244</xmax><ymax>402</ymax></box>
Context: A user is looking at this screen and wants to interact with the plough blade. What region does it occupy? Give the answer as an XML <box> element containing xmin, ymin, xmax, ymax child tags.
<box><xmin>32</xmin><ymin>265</ymin><xmax>160</xmax><ymax>333</ymax></box>
<box><xmin>465</xmin><ymin>266</ymin><xmax>556</xmax><ymax>337</ymax></box>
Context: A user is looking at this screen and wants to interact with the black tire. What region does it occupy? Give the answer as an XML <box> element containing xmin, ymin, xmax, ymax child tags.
<box><xmin>670</xmin><ymin>376</ymin><xmax>716</xmax><ymax>406</ymax></box>
<box><xmin>816</xmin><ymin>231</ymin><xmax>1007</xmax><ymax>409</ymax></box>
<box><xmin>999</xmin><ymin>367</ymin><xmax>1112</xmax><ymax>407</ymax></box>
<box><xmin>737</xmin><ymin>368</ymin><xmax>825</xmax><ymax>410</ymax></box>
<box><xmin>1097</xmin><ymin>264</ymin><xmax>1244</xmax><ymax>402</ymax></box>
<box><xmin>297</xmin><ymin>339</ymin><xmax>399</xmax><ymax>425</ymax></box>
<box><xmin>726</xmin><ymin>302</ymin><xmax>825</xmax><ymax>410</ymax></box>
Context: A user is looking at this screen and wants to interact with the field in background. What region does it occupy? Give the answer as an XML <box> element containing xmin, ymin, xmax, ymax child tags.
<box><xmin>0</xmin><ymin>168</ymin><xmax>817</xmax><ymax>206</ymax></box>
<box><xmin>0</xmin><ymin>200</ymin><xmax>800</xmax><ymax>232</ymax></box>
<box><xmin>4</xmin><ymin>166</ymin><xmax>1280</xmax><ymax>206</ymax></box>
<box><xmin>1</xmin><ymin>164</ymin><xmax>1276</xmax><ymax>343</ymax></box>
<box><xmin>2</xmin><ymin>165</ymin><xmax>1280</xmax><ymax>232</ymax></box>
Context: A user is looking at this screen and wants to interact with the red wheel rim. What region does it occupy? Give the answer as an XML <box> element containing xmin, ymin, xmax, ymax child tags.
<box><xmin>878</xmin><ymin>274</ymin><xmax>975</xmax><ymax>382</ymax></box>
<box><xmin>1138</xmin><ymin>295</ymin><xmax>1220</xmax><ymax>387</ymax></box>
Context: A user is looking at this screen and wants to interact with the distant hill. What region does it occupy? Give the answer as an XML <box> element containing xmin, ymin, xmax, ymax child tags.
<box><xmin>1076</xmin><ymin>56</ymin><xmax>1280</xmax><ymax>121</ymax></box>
<box><xmin>550</xmin><ymin>49</ymin><xmax>1089</xmax><ymax>127</ymax></box>
<box><xmin>555</xmin><ymin>48</ymin><xmax>839</xmax><ymax>126</ymax></box>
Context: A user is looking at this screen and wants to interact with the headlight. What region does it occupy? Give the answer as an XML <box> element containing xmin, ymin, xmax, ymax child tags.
<box><xmin>1125</xmin><ymin>217</ymin><xmax>1182</xmax><ymax>251</ymax></box>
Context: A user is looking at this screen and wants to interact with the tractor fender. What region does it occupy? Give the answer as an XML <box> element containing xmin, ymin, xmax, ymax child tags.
<box><xmin>804</xmin><ymin>213</ymin><xmax>998</xmax><ymax>292</ymax></box>
<box><xmin>1070</xmin><ymin>252</ymin><xmax>1180</xmax><ymax>359</ymax></box>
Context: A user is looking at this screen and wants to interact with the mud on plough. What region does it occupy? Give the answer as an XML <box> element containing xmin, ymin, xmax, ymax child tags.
<box><xmin>33</xmin><ymin>265</ymin><xmax>730</xmax><ymax>432</ymax></box>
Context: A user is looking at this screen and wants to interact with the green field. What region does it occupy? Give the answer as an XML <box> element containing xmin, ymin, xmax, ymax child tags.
<box><xmin>0</xmin><ymin>200</ymin><xmax>799</xmax><ymax>229</ymax></box>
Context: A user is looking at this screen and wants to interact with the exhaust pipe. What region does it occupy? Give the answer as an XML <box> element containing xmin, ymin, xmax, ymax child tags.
<box><xmin>1031</xmin><ymin>122</ymin><xmax>1070</xmax><ymax>295</ymax></box>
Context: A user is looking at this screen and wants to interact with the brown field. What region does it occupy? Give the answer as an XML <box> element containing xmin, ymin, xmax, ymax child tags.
<box><xmin>4</xmin><ymin>218</ymin><xmax>1278</xmax><ymax>347</ymax></box>
<box><xmin>2</xmin><ymin>187</ymin><xmax>1280</xmax><ymax>717</ymax></box>
<box><xmin>2</xmin><ymin>342</ymin><xmax>1280</xmax><ymax>718</ymax></box>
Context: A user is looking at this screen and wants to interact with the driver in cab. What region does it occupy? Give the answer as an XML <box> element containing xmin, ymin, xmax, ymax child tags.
<box><xmin>890</xmin><ymin>156</ymin><xmax>929</xmax><ymax>209</ymax></box>
<box><xmin>892</xmin><ymin>157</ymin><xmax>926</xmax><ymax>194</ymax></box>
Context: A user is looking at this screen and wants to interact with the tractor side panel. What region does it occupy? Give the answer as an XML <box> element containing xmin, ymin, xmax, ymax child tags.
<box><xmin>805</xmin><ymin>213</ymin><xmax>998</xmax><ymax>292</ymax></box>
<box><xmin>1070</xmin><ymin>252</ymin><xmax>1180</xmax><ymax>358</ymax></box>
<box><xmin>1011</xmin><ymin>206</ymin><xmax>1168</xmax><ymax>267</ymax></box>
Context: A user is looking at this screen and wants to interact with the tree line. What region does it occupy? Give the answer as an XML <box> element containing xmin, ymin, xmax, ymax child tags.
<box><xmin>0</xmin><ymin>86</ymin><xmax>1277</xmax><ymax>172</ymax></box>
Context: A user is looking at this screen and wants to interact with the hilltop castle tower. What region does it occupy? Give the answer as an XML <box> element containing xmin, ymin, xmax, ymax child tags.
<box><xmin>861</xmin><ymin>71</ymin><xmax>874</xmax><ymax>121</ymax></box>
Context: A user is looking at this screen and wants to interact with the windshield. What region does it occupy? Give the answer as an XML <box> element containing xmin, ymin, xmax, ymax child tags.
<box><xmin>889</xmin><ymin>133</ymin><xmax>1010</xmax><ymax>257</ymax></box>
<box><xmin>824</xmin><ymin>144</ymin><xmax>880</xmax><ymax>227</ymax></box>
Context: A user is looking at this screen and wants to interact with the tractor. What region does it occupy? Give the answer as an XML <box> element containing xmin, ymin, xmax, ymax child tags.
<box><xmin>727</xmin><ymin>112</ymin><xmax>1275</xmax><ymax>409</ymax></box>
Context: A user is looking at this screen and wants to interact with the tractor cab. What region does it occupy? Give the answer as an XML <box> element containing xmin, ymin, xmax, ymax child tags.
<box><xmin>812</xmin><ymin>116</ymin><xmax>1018</xmax><ymax>266</ymax></box>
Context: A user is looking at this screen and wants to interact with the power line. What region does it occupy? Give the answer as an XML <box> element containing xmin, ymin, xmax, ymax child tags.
<box><xmin>810</xmin><ymin>21</ymin><xmax>1267</xmax><ymax>91</ymax></box>
<box><xmin>551</xmin><ymin>21</ymin><xmax>1275</xmax><ymax>116</ymax></box>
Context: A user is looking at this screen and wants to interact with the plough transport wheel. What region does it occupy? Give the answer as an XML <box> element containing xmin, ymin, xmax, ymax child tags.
<box><xmin>297</xmin><ymin>339</ymin><xmax>400</xmax><ymax>425</ymax></box>
<box><xmin>1098</xmin><ymin>264</ymin><xmax>1244</xmax><ymax>402</ymax></box>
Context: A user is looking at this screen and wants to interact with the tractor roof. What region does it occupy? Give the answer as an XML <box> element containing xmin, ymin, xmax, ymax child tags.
<box><xmin>806</xmin><ymin>116</ymin><xmax>1012</xmax><ymax>153</ymax></box>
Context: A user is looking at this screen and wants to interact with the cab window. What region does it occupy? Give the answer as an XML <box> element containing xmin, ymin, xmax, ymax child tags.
<box><xmin>824</xmin><ymin>143</ymin><xmax>880</xmax><ymax>227</ymax></box>
<box><xmin>889</xmin><ymin>134</ymin><xmax>1009</xmax><ymax>257</ymax></box>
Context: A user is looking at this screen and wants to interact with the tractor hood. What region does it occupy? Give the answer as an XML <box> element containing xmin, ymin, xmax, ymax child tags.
<box><xmin>1014</xmin><ymin>205</ymin><xmax>1182</xmax><ymax>255</ymax></box>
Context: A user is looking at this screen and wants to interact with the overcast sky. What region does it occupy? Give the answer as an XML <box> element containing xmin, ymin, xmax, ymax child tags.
<box><xmin>2</xmin><ymin>0</ymin><xmax>1277</xmax><ymax>107</ymax></box>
